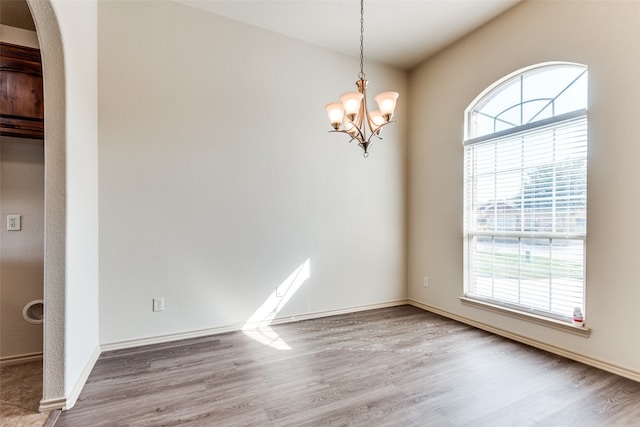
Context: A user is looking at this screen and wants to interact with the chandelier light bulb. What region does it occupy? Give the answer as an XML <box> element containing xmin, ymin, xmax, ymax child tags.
<box><xmin>368</xmin><ymin>109</ymin><xmax>384</xmax><ymax>135</ymax></box>
<box><xmin>340</xmin><ymin>92</ymin><xmax>364</xmax><ymax>118</ymax></box>
<box><xmin>375</xmin><ymin>91</ymin><xmax>399</xmax><ymax>118</ymax></box>
<box><xmin>370</xmin><ymin>109</ymin><xmax>384</xmax><ymax>126</ymax></box>
<box><xmin>342</xmin><ymin>119</ymin><xmax>357</xmax><ymax>136</ymax></box>
<box><xmin>343</xmin><ymin>119</ymin><xmax>359</xmax><ymax>137</ymax></box>
<box><xmin>325</xmin><ymin>102</ymin><xmax>345</xmax><ymax>129</ymax></box>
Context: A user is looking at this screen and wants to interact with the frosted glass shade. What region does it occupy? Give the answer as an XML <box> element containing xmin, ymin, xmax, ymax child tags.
<box><xmin>369</xmin><ymin>109</ymin><xmax>384</xmax><ymax>127</ymax></box>
<box><xmin>343</xmin><ymin>119</ymin><xmax>359</xmax><ymax>136</ymax></box>
<box><xmin>374</xmin><ymin>91</ymin><xmax>399</xmax><ymax>116</ymax></box>
<box><xmin>325</xmin><ymin>102</ymin><xmax>345</xmax><ymax>126</ymax></box>
<box><xmin>340</xmin><ymin>91</ymin><xmax>364</xmax><ymax>116</ymax></box>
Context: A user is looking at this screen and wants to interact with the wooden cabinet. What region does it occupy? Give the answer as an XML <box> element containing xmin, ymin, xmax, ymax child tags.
<box><xmin>0</xmin><ymin>42</ymin><xmax>44</xmax><ymax>139</ymax></box>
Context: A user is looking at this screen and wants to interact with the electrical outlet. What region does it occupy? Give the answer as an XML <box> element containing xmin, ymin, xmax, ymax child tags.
<box><xmin>153</xmin><ymin>297</ymin><xmax>165</xmax><ymax>312</ymax></box>
<box><xmin>7</xmin><ymin>215</ymin><xmax>21</xmax><ymax>231</ymax></box>
<box><xmin>423</xmin><ymin>277</ymin><xmax>429</xmax><ymax>287</ymax></box>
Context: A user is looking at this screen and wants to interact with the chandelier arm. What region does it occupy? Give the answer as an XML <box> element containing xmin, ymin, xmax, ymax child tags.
<box><xmin>359</xmin><ymin>98</ymin><xmax>368</xmax><ymax>141</ymax></box>
<box><xmin>363</xmin><ymin>120</ymin><xmax>396</xmax><ymax>144</ymax></box>
<box><xmin>345</xmin><ymin>116</ymin><xmax>367</xmax><ymax>143</ymax></box>
<box><xmin>363</xmin><ymin>107</ymin><xmax>377</xmax><ymax>136</ymax></box>
<box><xmin>328</xmin><ymin>129</ymin><xmax>365</xmax><ymax>144</ymax></box>
<box><xmin>355</xmin><ymin>78</ymin><xmax>369</xmax><ymax>141</ymax></box>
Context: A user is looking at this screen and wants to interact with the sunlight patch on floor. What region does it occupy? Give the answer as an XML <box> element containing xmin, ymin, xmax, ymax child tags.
<box><xmin>242</xmin><ymin>259</ymin><xmax>310</xmax><ymax>350</ymax></box>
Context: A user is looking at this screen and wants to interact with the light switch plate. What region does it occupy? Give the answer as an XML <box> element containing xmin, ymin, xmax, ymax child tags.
<box><xmin>7</xmin><ymin>215</ymin><xmax>21</xmax><ymax>231</ymax></box>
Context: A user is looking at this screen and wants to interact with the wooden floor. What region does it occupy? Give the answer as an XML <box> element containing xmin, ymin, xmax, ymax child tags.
<box><xmin>56</xmin><ymin>305</ymin><xmax>640</xmax><ymax>426</ymax></box>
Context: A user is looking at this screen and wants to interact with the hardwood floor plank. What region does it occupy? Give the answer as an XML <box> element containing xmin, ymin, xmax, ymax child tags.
<box><xmin>55</xmin><ymin>306</ymin><xmax>640</xmax><ymax>426</ymax></box>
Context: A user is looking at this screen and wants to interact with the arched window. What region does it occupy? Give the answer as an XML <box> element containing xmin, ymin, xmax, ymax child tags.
<box><xmin>463</xmin><ymin>62</ymin><xmax>588</xmax><ymax>324</ymax></box>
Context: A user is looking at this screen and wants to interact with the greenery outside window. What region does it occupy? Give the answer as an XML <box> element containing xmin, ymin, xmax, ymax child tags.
<box><xmin>463</xmin><ymin>63</ymin><xmax>588</xmax><ymax>324</ymax></box>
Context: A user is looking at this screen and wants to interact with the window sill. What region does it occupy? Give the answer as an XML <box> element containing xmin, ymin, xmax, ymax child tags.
<box><xmin>459</xmin><ymin>297</ymin><xmax>591</xmax><ymax>338</ymax></box>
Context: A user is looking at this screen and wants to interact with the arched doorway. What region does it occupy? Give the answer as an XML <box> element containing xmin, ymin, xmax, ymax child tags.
<box><xmin>25</xmin><ymin>0</ymin><xmax>67</xmax><ymax>410</ymax></box>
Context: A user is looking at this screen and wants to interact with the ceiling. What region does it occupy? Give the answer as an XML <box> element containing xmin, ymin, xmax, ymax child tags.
<box><xmin>1</xmin><ymin>0</ymin><xmax>520</xmax><ymax>70</ymax></box>
<box><xmin>176</xmin><ymin>0</ymin><xmax>521</xmax><ymax>70</ymax></box>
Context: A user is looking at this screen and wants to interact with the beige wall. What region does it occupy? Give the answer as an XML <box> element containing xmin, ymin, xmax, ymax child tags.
<box><xmin>0</xmin><ymin>137</ymin><xmax>44</xmax><ymax>359</ymax></box>
<box><xmin>408</xmin><ymin>0</ymin><xmax>640</xmax><ymax>375</ymax></box>
<box><xmin>98</xmin><ymin>0</ymin><xmax>408</xmax><ymax>345</ymax></box>
<box><xmin>0</xmin><ymin>25</ymin><xmax>43</xmax><ymax>361</ymax></box>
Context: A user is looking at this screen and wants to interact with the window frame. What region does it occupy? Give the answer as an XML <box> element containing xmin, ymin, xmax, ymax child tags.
<box><xmin>462</xmin><ymin>63</ymin><xmax>588</xmax><ymax>329</ymax></box>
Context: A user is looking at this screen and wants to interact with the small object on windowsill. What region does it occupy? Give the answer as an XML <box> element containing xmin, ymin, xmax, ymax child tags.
<box><xmin>572</xmin><ymin>307</ymin><xmax>585</xmax><ymax>327</ymax></box>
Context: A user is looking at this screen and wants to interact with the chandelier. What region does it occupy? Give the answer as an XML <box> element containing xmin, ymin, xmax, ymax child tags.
<box><xmin>325</xmin><ymin>0</ymin><xmax>399</xmax><ymax>158</ymax></box>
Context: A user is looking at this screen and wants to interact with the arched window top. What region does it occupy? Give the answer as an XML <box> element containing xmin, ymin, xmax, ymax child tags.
<box><xmin>465</xmin><ymin>62</ymin><xmax>588</xmax><ymax>140</ymax></box>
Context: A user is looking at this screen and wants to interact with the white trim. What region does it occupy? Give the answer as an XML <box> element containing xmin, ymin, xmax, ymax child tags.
<box><xmin>101</xmin><ymin>323</ymin><xmax>243</xmax><ymax>352</ymax></box>
<box><xmin>101</xmin><ymin>300</ymin><xmax>409</xmax><ymax>352</ymax></box>
<box><xmin>463</xmin><ymin>61</ymin><xmax>587</xmax><ymax>140</ymax></box>
<box><xmin>269</xmin><ymin>300</ymin><xmax>409</xmax><ymax>325</ymax></box>
<box><xmin>459</xmin><ymin>296</ymin><xmax>590</xmax><ymax>337</ymax></box>
<box><xmin>64</xmin><ymin>345</ymin><xmax>101</xmax><ymax>409</ymax></box>
<box><xmin>464</xmin><ymin>109</ymin><xmax>587</xmax><ymax>145</ymax></box>
<box><xmin>408</xmin><ymin>300</ymin><xmax>640</xmax><ymax>383</ymax></box>
<box><xmin>38</xmin><ymin>345</ymin><xmax>101</xmax><ymax>412</ymax></box>
<box><xmin>469</xmin><ymin>230</ymin><xmax>586</xmax><ymax>240</ymax></box>
<box><xmin>0</xmin><ymin>352</ymin><xmax>43</xmax><ymax>367</ymax></box>
<box><xmin>38</xmin><ymin>397</ymin><xmax>67</xmax><ymax>412</ymax></box>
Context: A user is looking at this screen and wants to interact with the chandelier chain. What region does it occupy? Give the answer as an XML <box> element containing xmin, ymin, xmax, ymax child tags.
<box><xmin>359</xmin><ymin>0</ymin><xmax>365</xmax><ymax>80</ymax></box>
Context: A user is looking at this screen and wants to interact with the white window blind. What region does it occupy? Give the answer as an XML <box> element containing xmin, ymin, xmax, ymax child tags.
<box><xmin>464</xmin><ymin>113</ymin><xmax>587</xmax><ymax>322</ymax></box>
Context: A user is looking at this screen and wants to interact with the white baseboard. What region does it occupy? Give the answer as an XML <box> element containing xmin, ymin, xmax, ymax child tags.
<box><xmin>408</xmin><ymin>299</ymin><xmax>640</xmax><ymax>383</ymax></box>
<box><xmin>101</xmin><ymin>300</ymin><xmax>409</xmax><ymax>352</ymax></box>
<box><xmin>65</xmin><ymin>345</ymin><xmax>101</xmax><ymax>409</ymax></box>
<box><xmin>0</xmin><ymin>352</ymin><xmax>43</xmax><ymax>367</ymax></box>
<box><xmin>39</xmin><ymin>397</ymin><xmax>67</xmax><ymax>412</ymax></box>
<box><xmin>38</xmin><ymin>345</ymin><xmax>101</xmax><ymax>412</ymax></box>
<box><xmin>270</xmin><ymin>300</ymin><xmax>409</xmax><ymax>326</ymax></box>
